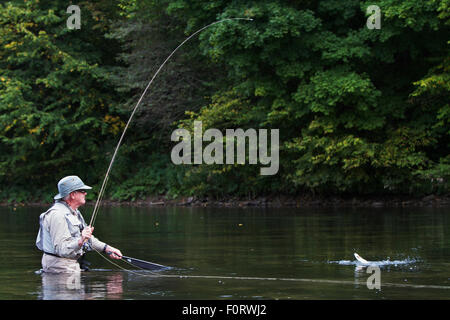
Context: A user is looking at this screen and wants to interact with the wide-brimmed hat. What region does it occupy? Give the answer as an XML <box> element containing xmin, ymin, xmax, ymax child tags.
<box><xmin>54</xmin><ymin>175</ymin><xmax>92</xmax><ymax>200</ymax></box>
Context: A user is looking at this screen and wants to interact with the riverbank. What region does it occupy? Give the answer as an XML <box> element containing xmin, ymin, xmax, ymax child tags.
<box><xmin>8</xmin><ymin>193</ymin><xmax>450</xmax><ymax>208</ymax></box>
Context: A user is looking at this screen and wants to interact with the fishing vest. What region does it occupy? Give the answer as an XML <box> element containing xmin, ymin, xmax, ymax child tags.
<box><xmin>36</xmin><ymin>201</ymin><xmax>91</xmax><ymax>257</ymax></box>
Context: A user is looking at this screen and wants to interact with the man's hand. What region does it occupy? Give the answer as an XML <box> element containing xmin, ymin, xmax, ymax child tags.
<box><xmin>78</xmin><ymin>226</ymin><xmax>94</xmax><ymax>247</ymax></box>
<box><xmin>105</xmin><ymin>245</ymin><xmax>123</xmax><ymax>259</ymax></box>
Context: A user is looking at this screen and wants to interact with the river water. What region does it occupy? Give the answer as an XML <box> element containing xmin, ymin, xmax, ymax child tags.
<box><xmin>0</xmin><ymin>205</ymin><xmax>448</xmax><ymax>299</ymax></box>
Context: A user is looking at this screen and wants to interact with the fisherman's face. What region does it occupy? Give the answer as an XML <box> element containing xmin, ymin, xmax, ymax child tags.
<box><xmin>72</xmin><ymin>190</ymin><xmax>87</xmax><ymax>207</ymax></box>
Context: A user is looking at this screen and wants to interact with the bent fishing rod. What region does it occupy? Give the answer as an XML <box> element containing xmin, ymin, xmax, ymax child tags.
<box><xmin>83</xmin><ymin>19</ymin><xmax>253</xmax><ymax>268</ymax></box>
<box><xmin>88</xmin><ymin>17</ymin><xmax>253</xmax><ymax>227</ymax></box>
<box><xmin>78</xmin><ymin>18</ymin><xmax>253</xmax><ymax>266</ymax></box>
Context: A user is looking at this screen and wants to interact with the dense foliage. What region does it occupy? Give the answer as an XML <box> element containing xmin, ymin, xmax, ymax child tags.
<box><xmin>0</xmin><ymin>0</ymin><xmax>448</xmax><ymax>202</ymax></box>
<box><xmin>0</xmin><ymin>0</ymin><xmax>124</xmax><ymax>201</ymax></box>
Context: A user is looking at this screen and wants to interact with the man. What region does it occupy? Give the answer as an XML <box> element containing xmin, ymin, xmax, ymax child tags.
<box><xmin>36</xmin><ymin>175</ymin><xmax>122</xmax><ymax>273</ymax></box>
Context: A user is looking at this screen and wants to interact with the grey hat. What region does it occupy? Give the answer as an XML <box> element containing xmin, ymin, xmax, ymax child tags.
<box><xmin>54</xmin><ymin>175</ymin><xmax>92</xmax><ymax>200</ymax></box>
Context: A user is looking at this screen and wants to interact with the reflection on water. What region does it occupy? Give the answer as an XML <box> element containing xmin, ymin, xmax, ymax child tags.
<box><xmin>38</xmin><ymin>270</ymin><xmax>124</xmax><ymax>300</ymax></box>
<box><xmin>0</xmin><ymin>206</ymin><xmax>449</xmax><ymax>299</ymax></box>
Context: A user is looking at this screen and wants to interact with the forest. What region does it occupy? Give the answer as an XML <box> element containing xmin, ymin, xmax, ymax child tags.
<box><xmin>0</xmin><ymin>0</ymin><xmax>448</xmax><ymax>203</ymax></box>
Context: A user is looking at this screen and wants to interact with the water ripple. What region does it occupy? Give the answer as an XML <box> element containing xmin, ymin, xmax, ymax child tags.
<box><xmin>328</xmin><ymin>257</ymin><xmax>419</xmax><ymax>267</ymax></box>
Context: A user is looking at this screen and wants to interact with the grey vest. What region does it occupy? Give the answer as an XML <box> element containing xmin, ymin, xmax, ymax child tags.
<box><xmin>35</xmin><ymin>201</ymin><xmax>91</xmax><ymax>255</ymax></box>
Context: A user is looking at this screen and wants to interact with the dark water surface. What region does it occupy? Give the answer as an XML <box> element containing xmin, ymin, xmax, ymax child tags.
<box><xmin>0</xmin><ymin>205</ymin><xmax>448</xmax><ymax>299</ymax></box>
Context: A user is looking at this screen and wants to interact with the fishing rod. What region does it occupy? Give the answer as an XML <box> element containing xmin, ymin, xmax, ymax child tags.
<box><xmin>88</xmin><ymin>17</ymin><xmax>253</xmax><ymax>227</ymax></box>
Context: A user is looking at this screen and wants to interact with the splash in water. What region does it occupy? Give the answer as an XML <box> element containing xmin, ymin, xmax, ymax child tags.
<box><xmin>329</xmin><ymin>252</ymin><xmax>419</xmax><ymax>268</ymax></box>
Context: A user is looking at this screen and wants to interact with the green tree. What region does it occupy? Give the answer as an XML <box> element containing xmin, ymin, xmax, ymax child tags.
<box><xmin>167</xmin><ymin>0</ymin><xmax>449</xmax><ymax>195</ymax></box>
<box><xmin>0</xmin><ymin>0</ymin><xmax>123</xmax><ymax>201</ymax></box>
<box><xmin>2</xmin><ymin>0</ymin><xmax>448</xmax><ymax>202</ymax></box>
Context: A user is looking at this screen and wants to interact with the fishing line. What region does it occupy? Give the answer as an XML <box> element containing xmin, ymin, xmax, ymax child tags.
<box><xmin>89</xmin><ymin>17</ymin><xmax>253</xmax><ymax>227</ymax></box>
<box><xmin>86</xmin><ymin>18</ymin><xmax>450</xmax><ymax>293</ymax></box>
<box><xmin>92</xmin><ymin>249</ymin><xmax>450</xmax><ymax>290</ymax></box>
<box><xmin>93</xmin><ymin>247</ymin><xmax>152</xmax><ymax>273</ymax></box>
